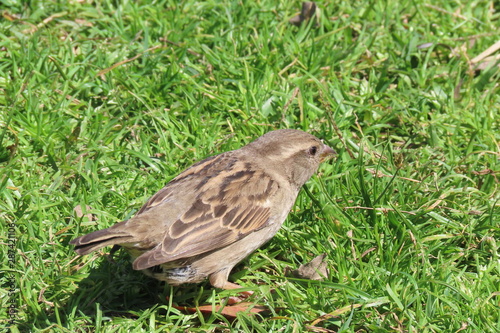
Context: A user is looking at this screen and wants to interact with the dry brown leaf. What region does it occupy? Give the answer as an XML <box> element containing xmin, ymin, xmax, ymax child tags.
<box><xmin>471</xmin><ymin>40</ymin><xmax>500</xmax><ymax>70</ymax></box>
<box><xmin>173</xmin><ymin>302</ymin><xmax>268</xmax><ymax>319</ymax></box>
<box><xmin>289</xmin><ymin>253</ymin><xmax>329</xmax><ymax>281</ymax></box>
<box><xmin>289</xmin><ymin>2</ymin><xmax>318</xmax><ymax>27</ymax></box>
<box><xmin>73</xmin><ymin>204</ymin><xmax>94</xmax><ymax>221</ymax></box>
<box><xmin>471</xmin><ymin>40</ymin><xmax>500</xmax><ymax>64</ymax></box>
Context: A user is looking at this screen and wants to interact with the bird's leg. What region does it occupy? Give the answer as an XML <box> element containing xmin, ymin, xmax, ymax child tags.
<box><xmin>209</xmin><ymin>270</ymin><xmax>254</xmax><ymax>304</ymax></box>
<box><xmin>221</xmin><ymin>281</ymin><xmax>254</xmax><ymax>305</ymax></box>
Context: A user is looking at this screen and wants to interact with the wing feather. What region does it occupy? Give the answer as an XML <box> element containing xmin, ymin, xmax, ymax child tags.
<box><xmin>131</xmin><ymin>154</ymin><xmax>280</xmax><ymax>270</ymax></box>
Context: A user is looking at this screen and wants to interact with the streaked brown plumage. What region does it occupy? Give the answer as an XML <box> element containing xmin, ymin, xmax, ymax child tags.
<box><xmin>70</xmin><ymin>129</ymin><xmax>335</xmax><ymax>290</ymax></box>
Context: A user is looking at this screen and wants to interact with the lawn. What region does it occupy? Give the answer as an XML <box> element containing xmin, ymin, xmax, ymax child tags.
<box><xmin>1</xmin><ymin>0</ymin><xmax>499</xmax><ymax>332</ymax></box>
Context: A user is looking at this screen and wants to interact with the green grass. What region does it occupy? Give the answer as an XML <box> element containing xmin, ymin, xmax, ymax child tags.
<box><xmin>1</xmin><ymin>0</ymin><xmax>499</xmax><ymax>331</ymax></box>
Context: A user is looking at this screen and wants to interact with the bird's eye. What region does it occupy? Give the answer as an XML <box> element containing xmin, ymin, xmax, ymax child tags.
<box><xmin>308</xmin><ymin>146</ymin><xmax>318</xmax><ymax>156</ymax></box>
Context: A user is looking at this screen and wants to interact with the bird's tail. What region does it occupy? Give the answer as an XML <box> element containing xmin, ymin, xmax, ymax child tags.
<box><xmin>70</xmin><ymin>221</ymin><xmax>133</xmax><ymax>255</ymax></box>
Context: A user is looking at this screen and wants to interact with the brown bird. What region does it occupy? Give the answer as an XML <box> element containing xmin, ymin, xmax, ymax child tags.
<box><xmin>70</xmin><ymin>129</ymin><xmax>335</xmax><ymax>291</ymax></box>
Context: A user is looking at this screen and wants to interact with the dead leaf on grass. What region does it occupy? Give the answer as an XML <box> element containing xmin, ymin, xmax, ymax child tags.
<box><xmin>289</xmin><ymin>2</ymin><xmax>319</xmax><ymax>27</ymax></box>
<box><xmin>173</xmin><ymin>302</ymin><xmax>268</xmax><ymax>319</ymax></box>
<box><xmin>287</xmin><ymin>253</ymin><xmax>330</xmax><ymax>281</ymax></box>
<box><xmin>73</xmin><ymin>204</ymin><xmax>94</xmax><ymax>221</ymax></box>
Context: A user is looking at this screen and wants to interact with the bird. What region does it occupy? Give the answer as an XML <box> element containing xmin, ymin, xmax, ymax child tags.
<box><xmin>70</xmin><ymin>129</ymin><xmax>335</xmax><ymax>291</ymax></box>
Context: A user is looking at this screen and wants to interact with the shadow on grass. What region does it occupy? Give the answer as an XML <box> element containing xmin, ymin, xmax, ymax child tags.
<box><xmin>23</xmin><ymin>243</ymin><xmax>284</xmax><ymax>331</ymax></box>
<box><xmin>26</xmin><ymin>252</ymin><xmax>216</xmax><ymax>330</ymax></box>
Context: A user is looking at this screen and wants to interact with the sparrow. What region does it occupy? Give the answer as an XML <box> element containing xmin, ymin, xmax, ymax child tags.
<box><xmin>70</xmin><ymin>129</ymin><xmax>335</xmax><ymax>291</ymax></box>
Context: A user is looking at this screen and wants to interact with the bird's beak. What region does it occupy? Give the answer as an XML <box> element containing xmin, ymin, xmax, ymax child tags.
<box><xmin>320</xmin><ymin>144</ymin><xmax>336</xmax><ymax>162</ymax></box>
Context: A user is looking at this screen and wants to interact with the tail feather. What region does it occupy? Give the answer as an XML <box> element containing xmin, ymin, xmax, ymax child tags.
<box><xmin>70</xmin><ymin>223</ymin><xmax>133</xmax><ymax>255</ymax></box>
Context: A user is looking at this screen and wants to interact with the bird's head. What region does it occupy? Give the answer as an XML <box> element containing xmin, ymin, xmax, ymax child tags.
<box><xmin>244</xmin><ymin>129</ymin><xmax>336</xmax><ymax>188</ymax></box>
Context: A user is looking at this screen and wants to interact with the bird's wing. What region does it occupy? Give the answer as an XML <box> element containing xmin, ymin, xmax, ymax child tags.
<box><xmin>131</xmin><ymin>153</ymin><xmax>282</xmax><ymax>270</ymax></box>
